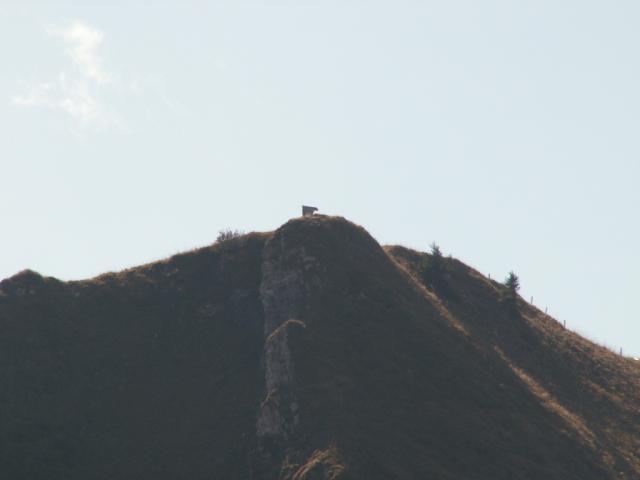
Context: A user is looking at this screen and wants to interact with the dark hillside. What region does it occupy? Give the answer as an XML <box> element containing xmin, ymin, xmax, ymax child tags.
<box><xmin>0</xmin><ymin>233</ymin><xmax>268</xmax><ymax>479</ymax></box>
<box><xmin>0</xmin><ymin>216</ymin><xmax>638</xmax><ymax>479</ymax></box>
<box><xmin>387</xmin><ymin>245</ymin><xmax>640</xmax><ymax>477</ymax></box>
<box><xmin>251</xmin><ymin>217</ymin><xmax>625</xmax><ymax>479</ymax></box>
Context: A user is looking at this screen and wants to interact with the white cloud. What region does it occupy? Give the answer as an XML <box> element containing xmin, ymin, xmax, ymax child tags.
<box><xmin>12</xmin><ymin>19</ymin><xmax>180</xmax><ymax>133</ymax></box>
<box><xmin>12</xmin><ymin>20</ymin><xmax>121</xmax><ymax>131</ymax></box>
<box><xmin>48</xmin><ymin>21</ymin><xmax>110</xmax><ymax>84</ymax></box>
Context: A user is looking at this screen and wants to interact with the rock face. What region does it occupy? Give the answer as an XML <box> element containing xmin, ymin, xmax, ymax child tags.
<box><xmin>254</xmin><ymin>222</ymin><xmax>323</xmax><ymax>477</ymax></box>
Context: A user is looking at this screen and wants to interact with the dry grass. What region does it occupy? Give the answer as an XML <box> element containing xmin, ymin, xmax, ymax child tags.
<box><xmin>1</xmin><ymin>216</ymin><xmax>638</xmax><ymax>479</ymax></box>
<box><xmin>291</xmin><ymin>445</ymin><xmax>345</xmax><ymax>480</ymax></box>
<box><xmin>387</xmin><ymin>243</ymin><xmax>640</xmax><ymax>478</ymax></box>
<box><xmin>494</xmin><ymin>346</ymin><xmax>596</xmax><ymax>448</ymax></box>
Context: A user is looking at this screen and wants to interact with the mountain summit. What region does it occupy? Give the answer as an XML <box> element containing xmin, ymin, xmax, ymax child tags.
<box><xmin>1</xmin><ymin>216</ymin><xmax>639</xmax><ymax>479</ymax></box>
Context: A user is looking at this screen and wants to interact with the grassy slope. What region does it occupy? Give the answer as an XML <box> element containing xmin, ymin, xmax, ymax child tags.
<box><xmin>386</xmin><ymin>244</ymin><xmax>640</xmax><ymax>478</ymax></box>
<box><xmin>0</xmin><ymin>216</ymin><xmax>638</xmax><ymax>479</ymax></box>
<box><xmin>273</xmin><ymin>217</ymin><xmax>628</xmax><ymax>479</ymax></box>
<box><xmin>0</xmin><ymin>233</ymin><xmax>267</xmax><ymax>480</ymax></box>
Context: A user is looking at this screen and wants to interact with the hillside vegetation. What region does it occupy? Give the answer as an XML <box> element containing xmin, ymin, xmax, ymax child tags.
<box><xmin>1</xmin><ymin>216</ymin><xmax>638</xmax><ymax>479</ymax></box>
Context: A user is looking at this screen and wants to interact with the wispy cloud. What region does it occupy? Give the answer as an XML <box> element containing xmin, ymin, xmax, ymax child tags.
<box><xmin>12</xmin><ymin>20</ymin><xmax>122</xmax><ymax>131</ymax></box>
<box><xmin>48</xmin><ymin>20</ymin><xmax>110</xmax><ymax>84</ymax></box>
<box><xmin>12</xmin><ymin>19</ymin><xmax>183</xmax><ymax>134</ymax></box>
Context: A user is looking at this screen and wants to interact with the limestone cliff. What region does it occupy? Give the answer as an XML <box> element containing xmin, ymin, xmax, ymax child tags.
<box><xmin>254</xmin><ymin>222</ymin><xmax>324</xmax><ymax>477</ymax></box>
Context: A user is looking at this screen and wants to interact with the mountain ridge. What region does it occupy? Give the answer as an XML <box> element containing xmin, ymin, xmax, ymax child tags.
<box><xmin>1</xmin><ymin>215</ymin><xmax>638</xmax><ymax>479</ymax></box>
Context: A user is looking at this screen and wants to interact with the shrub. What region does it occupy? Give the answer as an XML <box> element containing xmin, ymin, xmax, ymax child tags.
<box><xmin>216</xmin><ymin>229</ymin><xmax>244</xmax><ymax>243</ymax></box>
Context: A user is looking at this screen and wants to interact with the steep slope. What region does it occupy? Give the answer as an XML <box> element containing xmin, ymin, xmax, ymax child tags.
<box><xmin>387</xmin><ymin>245</ymin><xmax>640</xmax><ymax>477</ymax></box>
<box><xmin>0</xmin><ymin>234</ymin><xmax>268</xmax><ymax>479</ymax></box>
<box><xmin>249</xmin><ymin>216</ymin><xmax>635</xmax><ymax>479</ymax></box>
<box><xmin>1</xmin><ymin>216</ymin><xmax>638</xmax><ymax>479</ymax></box>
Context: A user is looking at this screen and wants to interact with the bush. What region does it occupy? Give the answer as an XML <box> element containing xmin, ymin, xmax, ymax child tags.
<box><xmin>216</xmin><ymin>229</ymin><xmax>244</xmax><ymax>243</ymax></box>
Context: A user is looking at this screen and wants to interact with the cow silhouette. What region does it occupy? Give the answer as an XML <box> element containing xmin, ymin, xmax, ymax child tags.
<box><xmin>302</xmin><ymin>205</ymin><xmax>318</xmax><ymax>217</ymax></box>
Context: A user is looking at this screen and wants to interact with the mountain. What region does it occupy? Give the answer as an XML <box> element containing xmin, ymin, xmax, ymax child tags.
<box><xmin>1</xmin><ymin>215</ymin><xmax>638</xmax><ymax>479</ymax></box>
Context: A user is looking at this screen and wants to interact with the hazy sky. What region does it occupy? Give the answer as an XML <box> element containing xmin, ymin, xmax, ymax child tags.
<box><xmin>2</xmin><ymin>1</ymin><xmax>639</xmax><ymax>356</ymax></box>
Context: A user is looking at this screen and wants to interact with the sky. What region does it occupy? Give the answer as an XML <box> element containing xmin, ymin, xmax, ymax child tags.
<box><xmin>1</xmin><ymin>1</ymin><xmax>639</xmax><ymax>357</ymax></box>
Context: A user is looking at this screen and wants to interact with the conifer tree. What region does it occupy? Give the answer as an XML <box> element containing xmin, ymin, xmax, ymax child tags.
<box><xmin>504</xmin><ymin>271</ymin><xmax>520</xmax><ymax>293</ymax></box>
<box><xmin>429</xmin><ymin>242</ymin><xmax>444</xmax><ymax>274</ymax></box>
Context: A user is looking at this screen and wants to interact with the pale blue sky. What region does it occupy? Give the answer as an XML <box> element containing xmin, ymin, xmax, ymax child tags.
<box><xmin>2</xmin><ymin>1</ymin><xmax>639</xmax><ymax>356</ymax></box>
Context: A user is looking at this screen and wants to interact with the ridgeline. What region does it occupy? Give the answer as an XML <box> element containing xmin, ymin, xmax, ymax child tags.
<box><xmin>1</xmin><ymin>216</ymin><xmax>638</xmax><ymax>479</ymax></box>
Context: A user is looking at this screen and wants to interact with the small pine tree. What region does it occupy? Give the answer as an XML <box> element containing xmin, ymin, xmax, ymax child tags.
<box><xmin>429</xmin><ymin>242</ymin><xmax>444</xmax><ymax>275</ymax></box>
<box><xmin>421</xmin><ymin>241</ymin><xmax>453</xmax><ymax>298</ymax></box>
<box><xmin>504</xmin><ymin>271</ymin><xmax>520</xmax><ymax>293</ymax></box>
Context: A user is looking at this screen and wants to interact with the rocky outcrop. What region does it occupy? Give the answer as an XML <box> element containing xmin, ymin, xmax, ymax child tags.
<box><xmin>254</xmin><ymin>221</ymin><xmax>323</xmax><ymax>477</ymax></box>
